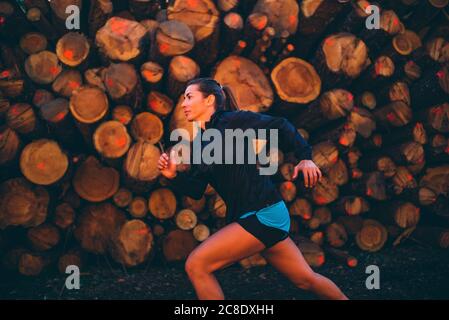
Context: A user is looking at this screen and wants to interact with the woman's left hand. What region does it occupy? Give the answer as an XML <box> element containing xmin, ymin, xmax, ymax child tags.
<box><xmin>292</xmin><ymin>160</ymin><xmax>322</xmax><ymax>188</ymax></box>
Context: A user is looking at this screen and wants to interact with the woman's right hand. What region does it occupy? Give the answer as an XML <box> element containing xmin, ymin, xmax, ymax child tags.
<box><xmin>158</xmin><ymin>150</ymin><xmax>177</xmax><ymax>179</ymax></box>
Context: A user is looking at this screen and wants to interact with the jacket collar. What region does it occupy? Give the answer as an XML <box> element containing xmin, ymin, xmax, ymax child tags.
<box><xmin>205</xmin><ymin>109</ymin><xmax>226</xmax><ymax>129</ymax></box>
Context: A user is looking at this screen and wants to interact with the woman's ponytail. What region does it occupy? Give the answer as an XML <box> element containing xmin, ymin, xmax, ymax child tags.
<box><xmin>221</xmin><ymin>85</ymin><xmax>239</xmax><ymax>111</ymax></box>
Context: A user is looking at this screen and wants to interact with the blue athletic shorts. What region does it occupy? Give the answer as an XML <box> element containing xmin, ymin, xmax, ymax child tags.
<box><xmin>237</xmin><ymin>200</ymin><xmax>290</xmax><ymax>248</ymax></box>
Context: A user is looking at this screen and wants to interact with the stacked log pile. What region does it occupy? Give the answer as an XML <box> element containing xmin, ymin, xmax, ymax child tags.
<box><xmin>0</xmin><ymin>0</ymin><xmax>448</xmax><ymax>276</ymax></box>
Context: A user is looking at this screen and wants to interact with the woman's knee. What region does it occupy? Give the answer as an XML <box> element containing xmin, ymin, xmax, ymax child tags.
<box><xmin>185</xmin><ymin>252</ymin><xmax>207</xmax><ymax>277</ymax></box>
<box><xmin>294</xmin><ymin>271</ymin><xmax>318</xmax><ymax>291</ymax></box>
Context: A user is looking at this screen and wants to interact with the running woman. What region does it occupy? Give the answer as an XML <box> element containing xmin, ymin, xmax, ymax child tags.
<box><xmin>158</xmin><ymin>78</ymin><xmax>348</xmax><ymax>300</ymax></box>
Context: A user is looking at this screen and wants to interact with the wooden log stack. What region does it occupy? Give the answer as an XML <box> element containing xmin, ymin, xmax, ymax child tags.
<box><xmin>1</xmin><ymin>0</ymin><xmax>449</xmax><ymax>277</ymax></box>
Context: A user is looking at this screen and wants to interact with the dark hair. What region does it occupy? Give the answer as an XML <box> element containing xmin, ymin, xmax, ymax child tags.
<box><xmin>186</xmin><ymin>77</ymin><xmax>239</xmax><ymax>111</ymax></box>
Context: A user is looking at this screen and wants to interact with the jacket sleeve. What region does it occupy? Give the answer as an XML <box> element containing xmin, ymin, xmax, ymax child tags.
<box><xmin>235</xmin><ymin>111</ymin><xmax>313</xmax><ymax>162</ymax></box>
<box><xmin>169</xmin><ymin>165</ymin><xmax>209</xmax><ymax>200</ymax></box>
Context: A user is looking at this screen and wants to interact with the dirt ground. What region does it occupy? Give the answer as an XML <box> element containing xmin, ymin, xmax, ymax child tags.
<box><xmin>1</xmin><ymin>240</ymin><xmax>448</xmax><ymax>300</ymax></box>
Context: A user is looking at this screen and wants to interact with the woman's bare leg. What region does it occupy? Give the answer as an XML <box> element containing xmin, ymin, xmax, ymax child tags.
<box><xmin>261</xmin><ymin>237</ymin><xmax>348</xmax><ymax>300</ymax></box>
<box><xmin>185</xmin><ymin>222</ymin><xmax>266</xmax><ymax>300</ymax></box>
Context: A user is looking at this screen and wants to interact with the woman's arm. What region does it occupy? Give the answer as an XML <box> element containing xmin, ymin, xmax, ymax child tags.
<box><xmin>169</xmin><ymin>167</ymin><xmax>208</xmax><ymax>200</ymax></box>
<box><xmin>158</xmin><ymin>151</ymin><xmax>208</xmax><ymax>199</ymax></box>
<box><xmin>232</xmin><ymin>110</ymin><xmax>312</xmax><ymax>161</ymax></box>
<box><xmin>232</xmin><ymin>111</ymin><xmax>321</xmax><ymax>187</ymax></box>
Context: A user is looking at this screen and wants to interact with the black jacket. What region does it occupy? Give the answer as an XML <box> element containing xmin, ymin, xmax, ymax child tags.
<box><xmin>169</xmin><ymin>109</ymin><xmax>312</xmax><ymax>224</ymax></box>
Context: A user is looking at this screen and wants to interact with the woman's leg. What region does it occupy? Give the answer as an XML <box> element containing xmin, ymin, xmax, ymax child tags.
<box><xmin>185</xmin><ymin>222</ymin><xmax>266</xmax><ymax>300</ymax></box>
<box><xmin>261</xmin><ymin>237</ymin><xmax>349</xmax><ymax>300</ymax></box>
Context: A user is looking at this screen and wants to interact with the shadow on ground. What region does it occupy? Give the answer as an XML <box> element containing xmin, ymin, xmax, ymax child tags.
<box><xmin>1</xmin><ymin>242</ymin><xmax>448</xmax><ymax>300</ymax></box>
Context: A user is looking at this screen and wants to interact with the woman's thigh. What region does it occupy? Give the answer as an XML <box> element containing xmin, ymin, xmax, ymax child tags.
<box><xmin>261</xmin><ymin>237</ymin><xmax>316</xmax><ymax>284</ymax></box>
<box><xmin>187</xmin><ymin>222</ymin><xmax>266</xmax><ymax>273</ymax></box>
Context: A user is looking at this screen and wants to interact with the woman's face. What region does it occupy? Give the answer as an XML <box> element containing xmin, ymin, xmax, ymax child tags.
<box><xmin>182</xmin><ymin>84</ymin><xmax>215</xmax><ymax>122</ymax></box>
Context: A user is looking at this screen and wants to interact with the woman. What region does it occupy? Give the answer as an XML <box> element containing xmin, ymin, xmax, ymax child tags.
<box><xmin>158</xmin><ymin>78</ymin><xmax>348</xmax><ymax>300</ymax></box>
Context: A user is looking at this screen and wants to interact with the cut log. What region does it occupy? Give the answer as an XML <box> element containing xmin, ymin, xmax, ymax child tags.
<box><xmin>123</xmin><ymin>140</ymin><xmax>161</xmax><ymax>193</ymax></box>
<box><xmin>325</xmin><ymin>222</ymin><xmax>348</xmax><ymax>248</ymax></box>
<box><xmin>146</xmin><ymin>91</ymin><xmax>174</xmax><ymax>118</ymax></box>
<box><xmin>0</xmin><ymin>177</ymin><xmax>49</xmax><ymax>229</ymax></box>
<box><xmin>271</xmin><ymin>57</ymin><xmax>321</xmax><ymax>111</ymax></box>
<box><xmin>288</xmin><ymin>198</ymin><xmax>312</xmax><ymax>220</ymax></box>
<box><xmin>0</xmin><ymin>69</ymin><xmax>25</xmax><ymax>99</ymax></box>
<box><xmin>328</xmin><ymin>159</ymin><xmax>349</xmax><ymax>187</ymax></box>
<box><xmin>54</xmin><ymin>202</ymin><xmax>76</xmax><ymax>230</ymax></box>
<box><xmin>102</xmin><ymin>63</ymin><xmax>143</xmax><ymax>109</ymax></box>
<box><xmin>279</xmin><ymin>181</ymin><xmax>297</xmax><ymax>202</ymax></box>
<box><xmin>310</xmin><ymin>231</ymin><xmax>324</xmax><ymax>246</ymax></box>
<box><xmin>307</xmin><ymin>206</ymin><xmax>332</xmax><ymax>230</ymax></box>
<box><xmin>0</xmin><ymin>125</ymin><xmax>21</xmax><ymax>166</ymax></box>
<box><xmin>20</xmin><ymin>139</ymin><xmax>69</xmax><ymax>186</ymax></box>
<box><xmin>167</xmin><ymin>55</ymin><xmax>200</xmax><ymax>100</ymax></box>
<box><xmin>193</xmin><ymin>224</ymin><xmax>210</xmax><ymax>242</ymax></box>
<box><xmin>313</xmin><ymin>33</ymin><xmax>369</xmax><ymax>89</ymax></box>
<box><xmin>19</xmin><ymin>32</ymin><xmax>48</xmax><ymax>55</ymax></box>
<box><xmin>56</xmin><ymin>32</ymin><xmax>90</xmax><ymax>68</ymax></box>
<box><xmin>239</xmin><ymin>253</ymin><xmax>267</xmax><ymax>269</ymax></box>
<box><xmin>167</xmin><ymin>0</ymin><xmax>220</xmax><ymax>66</ymax></box>
<box><xmin>130</xmin><ymin>112</ymin><xmax>164</xmax><ymax>144</ymax></box>
<box><xmin>212</xmin><ymin>55</ymin><xmax>273</xmax><ymax>112</ymax></box>
<box><xmin>27</xmin><ymin>223</ymin><xmax>60</xmax><ymax>251</ymax></box>
<box><xmin>95</xmin><ymin>16</ymin><xmax>149</xmax><ymax>63</ymax></box>
<box><xmin>109</xmin><ymin>219</ymin><xmax>154</xmax><ymax>267</ymax></box>
<box><xmin>113</xmin><ymin>188</ymin><xmax>133</xmax><ymax>208</ymax></box>
<box><xmin>74</xmin><ymin>202</ymin><xmax>127</xmax><ymax>254</ymax></box>
<box><xmin>162</xmin><ymin>229</ymin><xmax>198</xmax><ymax>262</ymax></box>
<box><xmin>6</xmin><ymin>102</ymin><xmax>42</xmax><ymax>137</ymax></box>
<box><xmin>373</xmin><ymin>101</ymin><xmax>412</xmax><ymax>130</ymax></box>
<box><xmin>18</xmin><ymin>252</ymin><xmax>49</xmax><ymax>276</ymax></box>
<box><xmin>355</xmin><ymin>219</ymin><xmax>388</xmax><ymax>252</ymax></box>
<box><xmin>292</xmin><ymin>89</ymin><xmax>354</xmax><ymax>133</ymax></box>
<box><xmin>24</xmin><ymin>50</ymin><xmax>62</xmax><ymax>84</ymax></box>
<box><xmin>311</xmin><ymin>175</ymin><xmax>339</xmax><ymax>206</ymax></box>
<box><xmin>69</xmin><ymin>85</ymin><xmax>108</xmax><ymax>124</ymax></box>
<box><xmin>84</xmin><ymin>67</ymin><xmax>106</xmax><ymax>91</ymax></box>
<box><xmin>148</xmin><ymin>188</ymin><xmax>177</xmax><ymax>220</ymax></box>
<box><xmin>346</xmin><ymin>171</ymin><xmax>388</xmax><ymax>201</ymax></box>
<box><xmin>112</xmin><ymin>105</ymin><xmax>134</xmax><ymax>126</ymax></box>
<box><xmin>141</xmin><ymin>61</ymin><xmax>164</xmax><ymax>91</ymax></box>
<box><xmin>330</xmin><ymin>196</ymin><xmax>370</xmax><ymax>216</ymax></box>
<box><xmin>251</xmin><ymin>0</ymin><xmax>298</xmax><ymax>37</ymax></box>
<box><xmin>128</xmin><ymin>196</ymin><xmax>148</xmax><ymax>218</ymax></box>
<box><xmin>175</xmin><ymin>209</ymin><xmax>198</xmax><ymax>230</ymax></box>
<box><xmin>310</xmin><ymin>120</ymin><xmax>357</xmax><ymax>147</ymax></box>
<box><xmin>52</xmin><ymin>69</ymin><xmax>83</xmax><ymax>98</ymax></box>
<box><xmin>73</xmin><ymin>156</ymin><xmax>120</xmax><ymax>202</ymax></box>
<box><xmin>311</xmin><ymin>141</ymin><xmax>339</xmax><ymax>172</ymax></box>
<box><xmin>93</xmin><ymin>120</ymin><xmax>131</xmax><ymax>160</ymax></box>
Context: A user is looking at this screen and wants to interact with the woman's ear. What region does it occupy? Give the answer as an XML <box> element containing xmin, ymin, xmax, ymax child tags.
<box><xmin>206</xmin><ymin>94</ymin><xmax>216</xmax><ymax>107</ymax></box>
